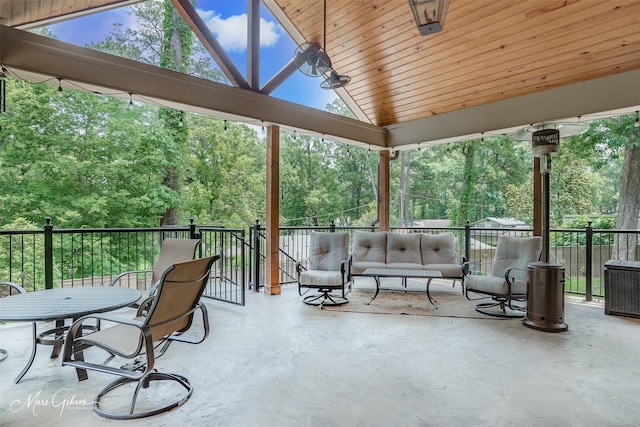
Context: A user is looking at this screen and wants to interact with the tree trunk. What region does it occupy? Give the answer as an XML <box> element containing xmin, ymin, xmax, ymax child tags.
<box><xmin>613</xmin><ymin>144</ymin><xmax>640</xmax><ymax>260</ymax></box>
<box><xmin>159</xmin><ymin>3</ymin><xmax>190</xmax><ymax>226</ymax></box>
<box><xmin>457</xmin><ymin>141</ymin><xmax>477</xmax><ymax>226</ymax></box>
<box><xmin>399</xmin><ymin>151</ymin><xmax>412</xmax><ymax>226</ymax></box>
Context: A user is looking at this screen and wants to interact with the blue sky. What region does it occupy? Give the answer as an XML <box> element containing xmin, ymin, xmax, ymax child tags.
<box><xmin>48</xmin><ymin>1</ymin><xmax>338</xmax><ymax>112</ymax></box>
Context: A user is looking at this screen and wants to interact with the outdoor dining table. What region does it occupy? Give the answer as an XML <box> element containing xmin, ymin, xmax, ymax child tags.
<box><xmin>0</xmin><ymin>286</ymin><xmax>141</xmax><ymax>383</ymax></box>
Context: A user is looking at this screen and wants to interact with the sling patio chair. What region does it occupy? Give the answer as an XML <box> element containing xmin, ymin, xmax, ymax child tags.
<box><xmin>464</xmin><ymin>235</ymin><xmax>542</xmax><ymax>318</ymax></box>
<box><xmin>109</xmin><ymin>237</ymin><xmax>201</xmax><ymax>303</ymax></box>
<box><xmin>62</xmin><ymin>255</ymin><xmax>219</xmax><ymax>419</ymax></box>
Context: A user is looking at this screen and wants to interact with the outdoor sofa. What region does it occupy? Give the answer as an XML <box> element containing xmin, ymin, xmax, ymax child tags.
<box><xmin>349</xmin><ymin>231</ymin><xmax>466</xmax><ymax>289</ymax></box>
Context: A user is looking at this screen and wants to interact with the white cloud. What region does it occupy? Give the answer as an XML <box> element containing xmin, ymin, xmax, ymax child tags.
<box><xmin>197</xmin><ymin>9</ymin><xmax>281</xmax><ymax>53</ymax></box>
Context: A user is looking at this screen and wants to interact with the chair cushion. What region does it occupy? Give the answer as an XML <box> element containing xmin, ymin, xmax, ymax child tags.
<box><xmin>353</xmin><ymin>232</ymin><xmax>387</xmax><ymax>263</ymax></box>
<box><xmin>299</xmin><ymin>270</ymin><xmax>344</xmax><ymax>288</ymax></box>
<box><xmin>308</xmin><ymin>232</ymin><xmax>349</xmax><ymax>271</ymax></box>
<box><xmin>466</xmin><ymin>275</ymin><xmax>527</xmax><ymax>295</ymax></box>
<box><xmin>420</xmin><ymin>233</ymin><xmax>457</xmax><ymax>264</ymax></box>
<box><xmin>386</xmin><ymin>233</ymin><xmax>421</xmax><ymax>265</ymax></box>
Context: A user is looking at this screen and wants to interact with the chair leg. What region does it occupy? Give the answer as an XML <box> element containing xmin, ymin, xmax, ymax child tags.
<box><xmin>475</xmin><ymin>300</ymin><xmax>525</xmax><ymax>318</ymax></box>
<box><xmin>302</xmin><ymin>288</ymin><xmax>348</xmax><ymax>307</ymax></box>
<box><xmin>93</xmin><ymin>372</ymin><xmax>193</xmax><ymax>420</ymax></box>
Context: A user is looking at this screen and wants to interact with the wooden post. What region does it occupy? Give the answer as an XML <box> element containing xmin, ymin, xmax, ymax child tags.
<box><xmin>378</xmin><ymin>150</ymin><xmax>390</xmax><ymax>231</ymax></box>
<box><xmin>265</xmin><ymin>125</ymin><xmax>281</xmax><ymax>295</ymax></box>
<box><xmin>533</xmin><ymin>157</ymin><xmax>542</xmax><ymax>237</ymax></box>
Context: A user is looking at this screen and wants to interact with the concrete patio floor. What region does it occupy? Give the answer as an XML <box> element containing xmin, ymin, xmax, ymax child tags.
<box><xmin>1</xmin><ymin>279</ymin><xmax>639</xmax><ymax>427</ymax></box>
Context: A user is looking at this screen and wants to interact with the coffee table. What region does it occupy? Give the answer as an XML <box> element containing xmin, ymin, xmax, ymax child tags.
<box><xmin>0</xmin><ymin>286</ymin><xmax>141</xmax><ymax>383</ymax></box>
<box><xmin>360</xmin><ymin>268</ymin><xmax>443</xmax><ymax>307</ymax></box>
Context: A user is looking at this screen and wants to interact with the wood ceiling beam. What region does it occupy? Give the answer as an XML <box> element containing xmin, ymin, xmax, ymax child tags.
<box><xmin>248</xmin><ymin>0</ymin><xmax>260</xmax><ymax>90</ymax></box>
<box><xmin>170</xmin><ymin>0</ymin><xmax>250</xmax><ymax>90</ymax></box>
<box><xmin>0</xmin><ymin>25</ymin><xmax>386</xmax><ymax>147</ymax></box>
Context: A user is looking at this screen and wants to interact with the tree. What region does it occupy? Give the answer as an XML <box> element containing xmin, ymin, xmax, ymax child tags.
<box><xmin>0</xmin><ymin>78</ymin><xmax>171</xmax><ymax>228</ymax></box>
<box><xmin>564</xmin><ymin>115</ymin><xmax>640</xmax><ymax>259</ymax></box>
<box><xmin>156</xmin><ymin>1</ymin><xmax>192</xmax><ymax>225</ymax></box>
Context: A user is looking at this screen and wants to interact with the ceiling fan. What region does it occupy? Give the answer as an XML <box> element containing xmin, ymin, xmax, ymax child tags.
<box><xmin>293</xmin><ymin>0</ymin><xmax>350</xmax><ymax>89</ymax></box>
<box><xmin>507</xmin><ymin>122</ymin><xmax>588</xmax><ymax>141</ymax></box>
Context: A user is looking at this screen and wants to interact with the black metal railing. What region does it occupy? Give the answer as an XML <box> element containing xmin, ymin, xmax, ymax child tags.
<box><xmin>0</xmin><ymin>218</ymin><xmax>246</xmax><ymax>305</ymax></box>
<box><xmin>247</xmin><ymin>221</ymin><xmax>639</xmax><ymax>301</ymax></box>
<box><xmin>1</xmin><ymin>218</ymin><xmax>638</xmax><ymax>302</ymax></box>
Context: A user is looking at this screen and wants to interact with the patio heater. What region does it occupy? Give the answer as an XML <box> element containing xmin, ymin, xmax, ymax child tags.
<box><xmin>523</xmin><ymin>128</ymin><xmax>568</xmax><ymax>332</ymax></box>
<box><xmin>509</xmin><ymin>123</ymin><xmax>587</xmax><ymax>332</ymax></box>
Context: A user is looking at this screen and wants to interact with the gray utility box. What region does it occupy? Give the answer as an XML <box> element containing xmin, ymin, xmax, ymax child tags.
<box><xmin>604</xmin><ymin>260</ymin><xmax>640</xmax><ymax>318</ymax></box>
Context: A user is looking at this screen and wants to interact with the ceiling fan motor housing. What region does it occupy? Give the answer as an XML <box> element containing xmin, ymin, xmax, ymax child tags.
<box><xmin>532</xmin><ymin>128</ymin><xmax>560</xmax><ymax>156</ymax></box>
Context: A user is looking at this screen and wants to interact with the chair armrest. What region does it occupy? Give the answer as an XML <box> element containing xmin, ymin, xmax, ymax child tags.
<box><xmin>463</xmin><ymin>258</ymin><xmax>494</xmax><ymax>276</ymax></box>
<box><xmin>108</xmin><ymin>269</ymin><xmax>152</xmax><ymax>287</ymax></box>
<box><xmin>504</xmin><ymin>267</ymin><xmax>529</xmax><ymax>284</ymax></box>
<box><xmin>0</xmin><ymin>281</ymin><xmax>27</xmax><ymax>294</ymax></box>
<box><xmin>295</xmin><ymin>260</ymin><xmax>307</xmax><ymax>277</ymax></box>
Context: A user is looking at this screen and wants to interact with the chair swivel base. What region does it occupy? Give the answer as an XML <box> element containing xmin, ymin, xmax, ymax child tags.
<box><xmin>303</xmin><ymin>290</ymin><xmax>348</xmax><ymax>307</ymax></box>
<box><xmin>475</xmin><ymin>301</ymin><xmax>525</xmax><ymax>318</ymax></box>
<box><xmin>93</xmin><ymin>372</ymin><xmax>193</xmax><ymax>420</ymax></box>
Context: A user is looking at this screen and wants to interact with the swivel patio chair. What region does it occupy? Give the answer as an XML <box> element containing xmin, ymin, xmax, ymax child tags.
<box><xmin>464</xmin><ymin>235</ymin><xmax>542</xmax><ymax>318</ymax></box>
<box><xmin>0</xmin><ymin>281</ymin><xmax>27</xmax><ymax>363</ymax></box>
<box><xmin>296</xmin><ymin>232</ymin><xmax>351</xmax><ymax>306</ymax></box>
<box><xmin>62</xmin><ymin>255</ymin><xmax>219</xmax><ymax>419</ymax></box>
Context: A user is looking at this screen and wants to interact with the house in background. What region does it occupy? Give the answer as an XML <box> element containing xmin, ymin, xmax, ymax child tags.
<box><xmin>471</xmin><ymin>217</ymin><xmax>532</xmax><ymax>247</ymax></box>
<box><xmin>472</xmin><ymin>217</ymin><xmax>528</xmax><ymax>229</ymax></box>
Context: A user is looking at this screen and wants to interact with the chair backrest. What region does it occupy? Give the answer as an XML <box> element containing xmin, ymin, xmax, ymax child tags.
<box><xmin>491</xmin><ymin>236</ymin><xmax>542</xmax><ymax>281</ymax></box>
<box><xmin>308</xmin><ymin>232</ymin><xmax>349</xmax><ymax>271</ymax></box>
<box><xmin>151</xmin><ymin>238</ymin><xmax>201</xmax><ymax>285</ymax></box>
<box><xmin>145</xmin><ymin>255</ymin><xmax>218</xmax><ymax>341</ymax></box>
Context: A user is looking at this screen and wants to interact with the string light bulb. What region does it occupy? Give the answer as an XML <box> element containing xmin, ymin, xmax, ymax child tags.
<box><xmin>178</xmin><ymin>115</ymin><xmax>183</xmax><ymax>127</ymax></box>
<box><xmin>57</xmin><ymin>77</ymin><xmax>63</xmax><ymax>97</ymax></box>
<box><xmin>224</xmin><ymin>120</ymin><xmax>227</xmax><ymax>132</ymax></box>
<box><xmin>128</xmin><ymin>92</ymin><xmax>133</xmax><ymax>108</ymax></box>
<box><xmin>635</xmin><ymin>111</ymin><xmax>639</xmax><ymax>128</ymax></box>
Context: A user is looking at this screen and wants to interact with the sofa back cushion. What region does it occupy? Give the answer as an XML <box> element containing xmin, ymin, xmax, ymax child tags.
<box><xmin>353</xmin><ymin>232</ymin><xmax>387</xmax><ymax>263</ymax></box>
<box><xmin>386</xmin><ymin>233</ymin><xmax>421</xmax><ymax>264</ymax></box>
<box><xmin>420</xmin><ymin>233</ymin><xmax>457</xmax><ymax>264</ymax></box>
<box><xmin>308</xmin><ymin>232</ymin><xmax>349</xmax><ymax>271</ymax></box>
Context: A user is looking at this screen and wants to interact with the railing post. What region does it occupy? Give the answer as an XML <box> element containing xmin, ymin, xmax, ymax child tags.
<box><xmin>189</xmin><ymin>218</ymin><xmax>197</xmax><ymax>239</ymax></box>
<box><xmin>585</xmin><ymin>221</ymin><xmax>593</xmax><ymax>302</ymax></box>
<box><xmin>330</xmin><ymin>220</ymin><xmax>336</xmax><ymax>232</ymax></box>
<box><xmin>464</xmin><ymin>221</ymin><xmax>471</xmax><ymax>272</ymax></box>
<box><xmin>252</xmin><ymin>219</ymin><xmax>261</xmax><ymax>292</ymax></box>
<box><xmin>44</xmin><ymin>217</ymin><xmax>54</xmax><ymax>290</ymax></box>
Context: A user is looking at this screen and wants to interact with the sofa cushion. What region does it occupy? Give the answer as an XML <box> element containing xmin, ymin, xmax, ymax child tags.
<box><xmin>386</xmin><ymin>233</ymin><xmax>421</xmax><ymax>264</ymax></box>
<box><xmin>420</xmin><ymin>233</ymin><xmax>457</xmax><ymax>264</ymax></box>
<box><xmin>424</xmin><ymin>263</ymin><xmax>463</xmax><ymax>278</ymax></box>
<box><xmin>353</xmin><ymin>232</ymin><xmax>387</xmax><ymax>263</ymax></box>
<box><xmin>351</xmin><ymin>261</ymin><xmax>387</xmax><ymax>275</ymax></box>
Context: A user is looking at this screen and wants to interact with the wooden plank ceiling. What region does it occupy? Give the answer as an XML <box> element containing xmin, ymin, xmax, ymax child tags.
<box><xmin>2</xmin><ymin>0</ymin><xmax>640</xmax><ymax>132</ymax></box>
<box><xmin>275</xmin><ymin>0</ymin><xmax>640</xmax><ymax>127</ymax></box>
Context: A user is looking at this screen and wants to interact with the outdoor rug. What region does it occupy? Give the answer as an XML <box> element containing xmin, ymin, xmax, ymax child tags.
<box><xmin>321</xmin><ymin>278</ymin><xmax>513</xmax><ymax>319</ymax></box>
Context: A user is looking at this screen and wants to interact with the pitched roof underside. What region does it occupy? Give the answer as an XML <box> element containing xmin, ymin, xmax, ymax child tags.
<box><xmin>1</xmin><ymin>0</ymin><xmax>640</xmax><ymax>149</ymax></box>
